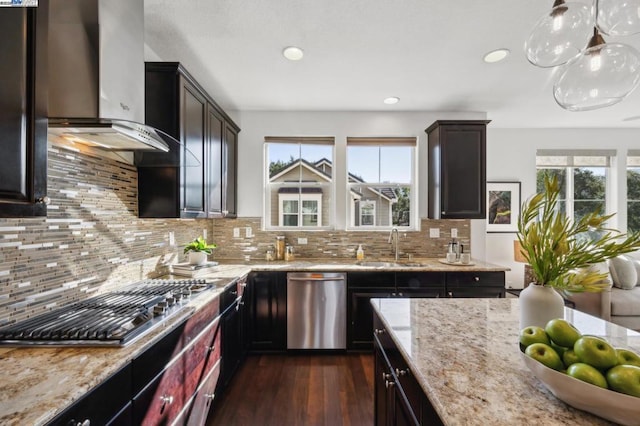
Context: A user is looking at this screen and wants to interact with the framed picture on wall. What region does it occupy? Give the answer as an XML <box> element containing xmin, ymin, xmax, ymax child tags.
<box><xmin>486</xmin><ymin>181</ymin><xmax>521</xmax><ymax>233</ymax></box>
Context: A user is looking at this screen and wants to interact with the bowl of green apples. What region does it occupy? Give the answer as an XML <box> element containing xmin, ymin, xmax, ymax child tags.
<box><xmin>519</xmin><ymin>318</ymin><xmax>640</xmax><ymax>426</ymax></box>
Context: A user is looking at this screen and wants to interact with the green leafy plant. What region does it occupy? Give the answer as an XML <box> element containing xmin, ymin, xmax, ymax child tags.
<box><xmin>183</xmin><ymin>236</ymin><xmax>217</xmax><ymax>255</ymax></box>
<box><xmin>517</xmin><ymin>175</ymin><xmax>640</xmax><ymax>292</ymax></box>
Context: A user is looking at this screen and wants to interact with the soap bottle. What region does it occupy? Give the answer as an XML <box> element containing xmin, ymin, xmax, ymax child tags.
<box><xmin>356</xmin><ymin>244</ymin><xmax>364</xmax><ymax>260</ymax></box>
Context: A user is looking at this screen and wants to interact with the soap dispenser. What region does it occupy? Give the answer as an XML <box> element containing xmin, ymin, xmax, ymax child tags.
<box><xmin>356</xmin><ymin>244</ymin><xmax>364</xmax><ymax>260</ymax></box>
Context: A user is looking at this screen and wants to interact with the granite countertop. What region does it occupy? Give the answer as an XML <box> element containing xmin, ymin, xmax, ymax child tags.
<box><xmin>219</xmin><ymin>257</ymin><xmax>510</xmax><ymax>272</ymax></box>
<box><xmin>371</xmin><ymin>298</ymin><xmax>640</xmax><ymax>425</ymax></box>
<box><xmin>0</xmin><ymin>264</ymin><xmax>251</xmax><ymax>426</ymax></box>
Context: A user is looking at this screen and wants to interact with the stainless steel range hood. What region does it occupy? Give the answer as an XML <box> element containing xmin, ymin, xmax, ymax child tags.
<box><xmin>47</xmin><ymin>0</ymin><xmax>192</xmax><ymax>165</ymax></box>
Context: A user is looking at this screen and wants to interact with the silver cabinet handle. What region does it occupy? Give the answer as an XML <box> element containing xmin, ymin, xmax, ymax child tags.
<box><xmin>75</xmin><ymin>421</ymin><xmax>90</xmax><ymax>426</ymax></box>
<box><xmin>207</xmin><ymin>345</ymin><xmax>215</xmax><ymax>351</ymax></box>
<box><xmin>230</xmin><ymin>290</ymin><xmax>238</xmax><ymax>295</ymax></box>
<box><xmin>474</xmin><ymin>276</ymin><xmax>480</xmax><ymax>282</ymax></box>
<box><xmin>374</xmin><ymin>328</ymin><xmax>385</xmax><ymax>335</ymax></box>
<box><xmin>385</xmin><ymin>380</ymin><xmax>395</xmax><ymax>389</ymax></box>
<box><xmin>37</xmin><ymin>196</ymin><xmax>50</xmax><ymax>205</ymax></box>
<box><xmin>395</xmin><ymin>368</ymin><xmax>408</xmax><ymax>377</ymax></box>
<box><xmin>204</xmin><ymin>393</ymin><xmax>215</xmax><ymax>400</ymax></box>
<box><xmin>160</xmin><ymin>395</ymin><xmax>174</xmax><ymax>405</ymax></box>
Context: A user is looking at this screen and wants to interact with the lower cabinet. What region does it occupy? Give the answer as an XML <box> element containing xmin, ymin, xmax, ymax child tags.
<box><xmin>245</xmin><ymin>271</ymin><xmax>287</xmax><ymax>351</ymax></box>
<box><xmin>218</xmin><ymin>277</ymin><xmax>247</xmax><ymax>391</ymax></box>
<box><xmin>47</xmin><ymin>364</ymin><xmax>133</xmax><ymax>426</ymax></box>
<box><xmin>374</xmin><ymin>312</ymin><xmax>444</xmax><ymax>426</ymax></box>
<box><xmin>444</xmin><ymin>271</ymin><xmax>505</xmax><ymax>298</ymax></box>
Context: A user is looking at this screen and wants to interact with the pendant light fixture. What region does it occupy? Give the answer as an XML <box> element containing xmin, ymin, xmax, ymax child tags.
<box><xmin>553</xmin><ymin>27</ymin><xmax>640</xmax><ymax>111</ymax></box>
<box><xmin>524</xmin><ymin>0</ymin><xmax>594</xmax><ymax>68</ymax></box>
<box><xmin>596</xmin><ymin>0</ymin><xmax>640</xmax><ymax>36</ymax></box>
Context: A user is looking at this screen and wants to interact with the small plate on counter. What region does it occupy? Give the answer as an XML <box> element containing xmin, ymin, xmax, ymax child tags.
<box><xmin>438</xmin><ymin>259</ymin><xmax>475</xmax><ymax>266</ymax></box>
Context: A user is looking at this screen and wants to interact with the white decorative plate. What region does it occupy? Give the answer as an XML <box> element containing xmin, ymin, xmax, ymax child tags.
<box><xmin>520</xmin><ymin>352</ymin><xmax>640</xmax><ymax>426</ymax></box>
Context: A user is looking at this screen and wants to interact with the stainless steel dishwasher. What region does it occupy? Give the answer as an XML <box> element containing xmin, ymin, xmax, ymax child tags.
<box><xmin>287</xmin><ymin>272</ymin><xmax>346</xmax><ymax>349</ymax></box>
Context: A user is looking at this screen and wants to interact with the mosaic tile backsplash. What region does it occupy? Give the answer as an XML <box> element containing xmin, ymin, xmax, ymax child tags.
<box><xmin>0</xmin><ymin>141</ymin><xmax>469</xmax><ymax>325</ymax></box>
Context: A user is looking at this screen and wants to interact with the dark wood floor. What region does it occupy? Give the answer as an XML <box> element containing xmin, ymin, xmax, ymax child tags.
<box><xmin>207</xmin><ymin>353</ymin><xmax>374</xmax><ymax>426</ymax></box>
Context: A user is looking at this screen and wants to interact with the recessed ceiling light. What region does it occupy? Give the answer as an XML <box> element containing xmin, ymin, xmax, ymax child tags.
<box><xmin>483</xmin><ymin>48</ymin><xmax>510</xmax><ymax>63</ymax></box>
<box><xmin>283</xmin><ymin>46</ymin><xmax>304</xmax><ymax>61</ymax></box>
<box><xmin>383</xmin><ymin>97</ymin><xmax>400</xmax><ymax>105</ymax></box>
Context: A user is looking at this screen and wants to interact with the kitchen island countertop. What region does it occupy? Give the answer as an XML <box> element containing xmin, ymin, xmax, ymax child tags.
<box><xmin>371</xmin><ymin>298</ymin><xmax>640</xmax><ymax>425</ymax></box>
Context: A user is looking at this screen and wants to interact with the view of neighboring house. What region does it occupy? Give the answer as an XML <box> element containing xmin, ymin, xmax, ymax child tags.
<box><xmin>269</xmin><ymin>158</ymin><xmax>402</xmax><ymax>228</ymax></box>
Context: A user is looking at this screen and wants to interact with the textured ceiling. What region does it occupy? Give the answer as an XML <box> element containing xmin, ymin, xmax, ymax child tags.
<box><xmin>144</xmin><ymin>0</ymin><xmax>640</xmax><ymax>128</ymax></box>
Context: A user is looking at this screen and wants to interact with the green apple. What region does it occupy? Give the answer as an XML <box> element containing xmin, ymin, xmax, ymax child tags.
<box><xmin>606</xmin><ymin>365</ymin><xmax>640</xmax><ymax>398</ymax></box>
<box><xmin>525</xmin><ymin>343</ymin><xmax>564</xmax><ymax>371</ymax></box>
<box><xmin>550</xmin><ymin>340</ymin><xmax>570</xmax><ymax>358</ymax></box>
<box><xmin>616</xmin><ymin>348</ymin><xmax>640</xmax><ymax>367</ymax></box>
<box><xmin>545</xmin><ymin>318</ymin><xmax>582</xmax><ymax>348</ymax></box>
<box><xmin>567</xmin><ymin>363</ymin><xmax>608</xmax><ymax>389</ymax></box>
<box><xmin>574</xmin><ymin>336</ymin><xmax>618</xmax><ymax>370</ymax></box>
<box><xmin>519</xmin><ymin>326</ymin><xmax>550</xmax><ymax>349</ymax></box>
<box><xmin>563</xmin><ymin>349</ymin><xmax>581</xmax><ymax>367</ymax></box>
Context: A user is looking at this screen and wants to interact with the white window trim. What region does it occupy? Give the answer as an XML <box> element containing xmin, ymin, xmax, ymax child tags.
<box><xmin>278</xmin><ymin>193</ymin><xmax>323</xmax><ymax>227</ymax></box>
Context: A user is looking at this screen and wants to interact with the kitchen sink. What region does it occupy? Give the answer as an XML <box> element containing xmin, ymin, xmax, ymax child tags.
<box><xmin>356</xmin><ymin>261</ymin><xmax>400</xmax><ymax>267</ymax></box>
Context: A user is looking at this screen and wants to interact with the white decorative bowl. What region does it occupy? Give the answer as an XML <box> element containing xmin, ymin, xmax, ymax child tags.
<box><xmin>520</xmin><ymin>352</ymin><xmax>640</xmax><ymax>426</ymax></box>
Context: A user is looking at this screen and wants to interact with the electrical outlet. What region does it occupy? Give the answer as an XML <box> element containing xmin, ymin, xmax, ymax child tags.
<box><xmin>245</xmin><ymin>227</ymin><xmax>253</xmax><ymax>238</ymax></box>
<box><xmin>298</xmin><ymin>237</ymin><xmax>308</xmax><ymax>245</ymax></box>
<box><xmin>233</xmin><ymin>228</ymin><xmax>240</xmax><ymax>238</ymax></box>
<box><xmin>451</xmin><ymin>228</ymin><xmax>458</xmax><ymax>238</ymax></box>
<box><xmin>169</xmin><ymin>231</ymin><xmax>175</xmax><ymax>246</ymax></box>
<box><xmin>202</xmin><ymin>229</ymin><xmax>207</xmax><ymax>240</ymax></box>
<box><xmin>429</xmin><ymin>228</ymin><xmax>440</xmax><ymax>238</ymax></box>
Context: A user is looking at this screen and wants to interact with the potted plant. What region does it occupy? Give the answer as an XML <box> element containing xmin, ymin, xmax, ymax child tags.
<box><xmin>183</xmin><ymin>236</ymin><xmax>217</xmax><ymax>265</ymax></box>
<box><xmin>517</xmin><ymin>175</ymin><xmax>640</xmax><ymax>328</ymax></box>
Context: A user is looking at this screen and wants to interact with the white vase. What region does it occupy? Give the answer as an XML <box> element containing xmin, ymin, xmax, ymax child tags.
<box><xmin>188</xmin><ymin>251</ymin><xmax>207</xmax><ymax>265</ymax></box>
<box><xmin>519</xmin><ymin>283</ymin><xmax>565</xmax><ymax>330</ymax></box>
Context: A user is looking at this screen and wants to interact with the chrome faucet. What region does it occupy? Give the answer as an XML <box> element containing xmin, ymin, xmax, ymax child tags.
<box><xmin>388</xmin><ymin>227</ymin><xmax>399</xmax><ymax>261</ymax></box>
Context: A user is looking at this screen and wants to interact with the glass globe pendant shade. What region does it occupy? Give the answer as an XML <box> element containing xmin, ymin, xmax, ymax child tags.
<box><xmin>525</xmin><ymin>0</ymin><xmax>594</xmax><ymax>68</ymax></box>
<box><xmin>596</xmin><ymin>0</ymin><xmax>640</xmax><ymax>36</ymax></box>
<box><xmin>553</xmin><ymin>30</ymin><xmax>640</xmax><ymax>111</ymax></box>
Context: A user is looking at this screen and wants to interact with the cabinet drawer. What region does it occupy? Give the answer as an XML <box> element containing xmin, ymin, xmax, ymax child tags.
<box><xmin>133</xmin><ymin>358</ymin><xmax>187</xmax><ymax>426</ymax></box>
<box><xmin>49</xmin><ymin>364</ymin><xmax>132</xmax><ymax>426</ymax></box>
<box><xmin>347</xmin><ymin>272</ymin><xmax>395</xmax><ymax>289</ymax></box>
<box><xmin>396</xmin><ymin>272</ymin><xmax>445</xmax><ymax>290</ymax></box>
<box><xmin>446</xmin><ymin>271</ymin><xmax>504</xmax><ymax>287</ymax></box>
<box><xmin>183</xmin><ymin>316</ymin><xmax>222</xmax><ymax>398</ymax></box>
<box><xmin>184</xmin><ymin>295</ymin><xmax>220</xmax><ymax>343</ymax></box>
<box><xmin>176</xmin><ymin>359</ymin><xmax>221</xmax><ymax>426</ymax></box>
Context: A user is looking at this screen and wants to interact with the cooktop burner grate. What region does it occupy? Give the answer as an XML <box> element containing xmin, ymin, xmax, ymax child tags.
<box><xmin>0</xmin><ymin>279</ymin><xmax>213</xmax><ymax>347</ymax></box>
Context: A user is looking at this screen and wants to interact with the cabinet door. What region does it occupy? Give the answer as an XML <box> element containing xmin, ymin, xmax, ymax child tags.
<box><xmin>207</xmin><ymin>106</ymin><xmax>224</xmax><ymax>216</ymax></box>
<box><xmin>396</xmin><ymin>272</ymin><xmax>445</xmax><ymax>297</ymax></box>
<box><xmin>181</xmin><ymin>79</ymin><xmax>207</xmax><ymax>217</ymax></box>
<box><xmin>219</xmin><ymin>299</ymin><xmax>242</xmax><ymax>391</ymax></box>
<box><xmin>348</xmin><ymin>289</ymin><xmax>392</xmax><ymax>350</ymax></box>
<box><xmin>0</xmin><ymin>4</ymin><xmax>47</xmax><ymax>217</ymax></box>
<box><xmin>426</xmin><ymin>121</ymin><xmax>489</xmax><ymax>219</ymax></box>
<box><xmin>245</xmin><ymin>272</ymin><xmax>287</xmax><ymax>351</ymax></box>
<box><xmin>222</xmin><ymin>123</ymin><xmax>238</xmax><ymax>217</ymax></box>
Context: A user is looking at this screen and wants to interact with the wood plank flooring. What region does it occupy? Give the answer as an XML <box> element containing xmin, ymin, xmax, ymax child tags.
<box><xmin>207</xmin><ymin>353</ymin><xmax>374</xmax><ymax>426</ymax></box>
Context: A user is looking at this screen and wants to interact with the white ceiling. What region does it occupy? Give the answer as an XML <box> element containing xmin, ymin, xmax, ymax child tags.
<box><xmin>143</xmin><ymin>0</ymin><xmax>640</xmax><ymax>129</ymax></box>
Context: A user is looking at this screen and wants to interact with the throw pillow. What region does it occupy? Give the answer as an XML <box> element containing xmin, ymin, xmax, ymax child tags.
<box><xmin>608</xmin><ymin>255</ymin><xmax>638</xmax><ymax>290</ymax></box>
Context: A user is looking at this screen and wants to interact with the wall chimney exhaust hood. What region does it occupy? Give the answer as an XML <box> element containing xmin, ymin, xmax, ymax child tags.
<box><xmin>47</xmin><ymin>0</ymin><xmax>195</xmax><ymax>166</ymax></box>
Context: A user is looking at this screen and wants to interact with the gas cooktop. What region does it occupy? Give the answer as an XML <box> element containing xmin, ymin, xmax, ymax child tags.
<box><xmin>0</xmin><ymin>279</ymin><xmax>216</xmax><ymax>347</ymax></box>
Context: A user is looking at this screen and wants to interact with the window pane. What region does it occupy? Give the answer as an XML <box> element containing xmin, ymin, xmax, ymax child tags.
<box><xmin>348</xmin><ymin>146</ymin><xmax>379</xmax><ymax>182</ymax></box>
<box><xmin>628</xmin><ymin>202</ymin><xmax>640</xmax><ymax>233</ymax></box>
<box><xmin>392</xmin><ymin>186</ymin><xmax>411</xmax><ymax>226</ymax></box>
<box><xmin>628</xmin><ymin>168</ymin><xmax>640</xmax><ymax>199</ymax></box>
<box><xmin>536</xmin><ymin>169</ymin><xmax>566</xmax><ymax>195</ymax></box>
<box><xmin>283</xmin><ymin>200</ymin><xmax>298</xmax><ymax>214</ymax></box>
<box><xmin>302</xmin><ymin>200</ymin><xmax>317</xmax><ymax>213</ymax></box>
<box><xmin>574</xmin><ymin>200</ymin><xmax>605</xmax><ymax>220</ymax></box>
<box><xmin>302</xmin><ymin>214</ymin><xmax>318</xmax><ymax>226</ymax></box>
<box><xmin>574</xmin><ymin>168</ymin><xmax>605</xmax><ymax>200</ymax></box>
<box><xmin>380</xmin><ymin>146</ymin><xmax>412</xmax><ymax>183</ymax></box>
<box><xmin>283</xmin><ymin>215</ymin><xmax>298</xmax><ymax>226</ymax></box>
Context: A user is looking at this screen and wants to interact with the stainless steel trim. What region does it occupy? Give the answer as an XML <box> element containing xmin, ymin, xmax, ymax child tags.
<box><xmin>286</xmin><ymin>272</ymin><xmax>346</xmax><ymax>350</ymax></box>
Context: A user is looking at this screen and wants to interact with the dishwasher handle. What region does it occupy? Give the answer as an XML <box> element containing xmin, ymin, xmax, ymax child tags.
<box><xmin>287</xmin><ymin>273</ymin><xmax>345</xmax><ymax>282</ymax></box>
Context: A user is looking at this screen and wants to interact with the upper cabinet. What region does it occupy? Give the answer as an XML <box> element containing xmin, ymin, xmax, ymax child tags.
<box><xmin>426</xmin><ymin>120</ymin><xmax>490</xmax><ymax>219</ymax></box>
<box><xmin>138</xmin><ymin>62</ymin><xmax>240</xmax><ymax>218</ymax></box>
<box><xmin>0</xmin><ymin>2</ymin><xmax>49</xmax><ymax>217</ymax></box>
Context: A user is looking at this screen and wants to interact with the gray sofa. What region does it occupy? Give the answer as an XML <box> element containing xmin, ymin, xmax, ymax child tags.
<box><xmin>563</xmin><ymin>255</ymin><xmax>640</xmax><ymax>331</ymax></box>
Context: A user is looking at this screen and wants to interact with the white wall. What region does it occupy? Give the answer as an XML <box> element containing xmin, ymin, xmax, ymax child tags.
<box><xmin>486</xmin><ymin>128</ymin><xmax>640</xmax><ymax>289</ymax></box>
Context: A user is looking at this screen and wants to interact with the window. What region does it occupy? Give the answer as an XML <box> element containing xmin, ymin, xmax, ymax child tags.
<box><xmin>347</xmin><ymin>137</ymin><xmax>416</xmax><ymax>229</ymax></box>
<box><xmin>627</xmin><ymin>152</ymin><xmax>640</xmax><ymax>233</ymax></box>
<box><xmin>265</xmin><ymin>137</ymin><xmax>334</xmax><ymax>229</ymax></box>
<box><xmin>536</xmin><ymin>150</ymin><xmax>612</xmax><ymax>226</ymax></box>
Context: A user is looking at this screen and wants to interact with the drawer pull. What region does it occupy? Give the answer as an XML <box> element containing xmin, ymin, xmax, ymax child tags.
<box><xmin>204</xmin><ymin>393</ymin><xmax>216</xmax><ymax>400</ymax></box>
<box><xmin>230</xmin><ymin>290</ymin><xmax>238</xmax><ymax>295</ymax></box>
<box><xmin>74</xmin><ymin>420</ymin><xmax>90</xmax><ymax>426</ymax></box>
<box><xmin>385</xmin><ymin>380</ymin><xmax>395</xmax><ymax>389</ymax></box>
<box><xmin>160</xmin><ymin>395</ymin><xmax>174</xmax><ymax>405</ymax></box>
<box><xmin>395</xmin><ymin>368</ymin><xmax>408</xmax><ymax>377</ymax></box>
<box><xmin>374</xmin><ymin>328</ymin><xmax>386</xmax><ymax>335</ymax></box>
<box><xmin>207</xmin><ymin>345</ymin><xmax>215</xmax><ymax>351</ymax></box>
<box><xmin>474</xmin><ymin>276</ymin><xmax>480</xmax><ymax>282</ymax></box>
<box><xmin>382</xmin><ymin>372</ymin><xmax>392</xmax><ymax>381</ymax></box>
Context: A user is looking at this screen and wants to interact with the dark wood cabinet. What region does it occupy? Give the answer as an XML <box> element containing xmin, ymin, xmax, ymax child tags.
<box><xmin>139</xmin><ymin>62</ymin><xmax>239</xmax><ymax>218</ymax></box>
<box><xmin>374</xmin><ymin>314</ymin><xmax>425</xmax><ymax>426</ymax></box>
<box><xmin>245</xmin><ymin>272</ymin><xmax>287</xmax><ymax>351</ymax></box>
<box><xmin>347</xmin><ymin>272</ymin><xmax>444</xmax><ymax>350</ymax></box>
<box><xmin>218</xmin><ymin>277</ymin><xmax>247</xmax><ymax>392</ymax></box>
<box><xmin>426</xmin><ymin>120</ymin><xmax>490</xmax><ymax>219</ymax></box>
<box><xmin>0</xmin><ymin>1</ymin><xmax>48</xmax><ymax>217</ymax></box>
<box><xmin>445</xmin><ymin>271</ymin><xmax>505</xmax><ymax>298</ymax></box>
